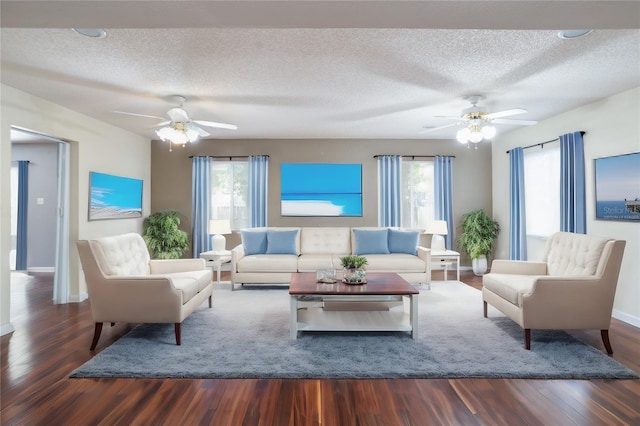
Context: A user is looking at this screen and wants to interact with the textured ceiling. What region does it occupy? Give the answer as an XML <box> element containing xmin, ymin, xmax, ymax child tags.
<box><xmin>2</xmin><ymin>1</ymin><xmax>639</xmax><ymax>141</ymax></box>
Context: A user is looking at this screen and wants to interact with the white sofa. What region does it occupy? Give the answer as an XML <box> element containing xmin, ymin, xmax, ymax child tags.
<box><xmin>231</xmin><ymin>227</ymin><xmax>431</xmax><ymax>289</ymax></box>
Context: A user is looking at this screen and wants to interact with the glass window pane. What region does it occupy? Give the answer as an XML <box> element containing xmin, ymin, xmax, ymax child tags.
<box><xmin>401</xmin><ymin>160</ymin><xmax>434</xmax><ymax>229</ymax></box>
<box><xmin>524</xmin><ymin>147</ymin><xmax>560</xmax><ymax>237</ymax></box>
<box><xmin>211</xmin><ymin>161</ymin><xmax>249</xmax><ymax>230</ymax></box>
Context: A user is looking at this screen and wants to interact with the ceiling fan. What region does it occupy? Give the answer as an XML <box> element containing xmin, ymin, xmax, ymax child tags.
<box><xmin>421</xmin><ymin>95</ymin><xmax>537</xmax><ymax>144</ymax></box>
<box><xmin>114</xmin><ymin>95</ymin><xmax>237</xmax><ymax>146</ymax></box>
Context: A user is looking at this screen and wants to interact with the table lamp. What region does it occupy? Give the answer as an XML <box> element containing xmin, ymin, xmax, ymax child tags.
<box><xmin>426</xmin><ymin>220</ymin><xmax>448</xmax><ymax>252</ymax></box>
<box><xmin>208</xmin><ymin>219</ymin><xmax>232</xmax><ymax>251</ymax></box>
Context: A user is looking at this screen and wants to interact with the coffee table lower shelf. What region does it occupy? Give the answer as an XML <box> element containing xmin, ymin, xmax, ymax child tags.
<box><xmin>290</xmin><ymin>297</ymin><xmax>418</xmax><ymax>339</ymax></box>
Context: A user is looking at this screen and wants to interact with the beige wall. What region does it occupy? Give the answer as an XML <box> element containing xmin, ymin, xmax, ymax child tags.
<box><xmin>0</xmin><ymin>85</ymin><xmax>151</xmax><ymax>334</ymax></box>
<box><xmin>151</xmin><ymin>137</ymin><xmax>493</xmax><ymax>258</ymax></box>
<box><xmin>492</xmin><ymin>87</ymin><xmax>640</xmax><ymax>326</ymax></box>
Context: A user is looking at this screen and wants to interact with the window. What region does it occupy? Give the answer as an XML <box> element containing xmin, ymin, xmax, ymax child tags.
<box><xmin>210</xmin><ymin>160</ymin><xmax>249</xmax><ymax>230</ymax></box>
<box><xmin>524</xmin><ymin>145</ymin><xmax>560</xmax><ymax>237</ymax></box>
<box><xmin>401</xmin><ymin>160</ymin><xmax>435</xmax><ymax>229</ymax></box>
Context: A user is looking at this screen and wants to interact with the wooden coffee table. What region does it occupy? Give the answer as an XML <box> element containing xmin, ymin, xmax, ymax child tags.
<box><xmin>289</xmin><ymin>272</ymin><xmax>419</xmax><ymax>339</ymax></box>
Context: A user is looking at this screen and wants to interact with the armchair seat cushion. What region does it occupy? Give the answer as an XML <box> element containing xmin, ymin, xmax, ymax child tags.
<box><xmin>164</xmin><ymin>269</ymin><xmax>213</xmax><ymax>300</ymax></box>
<box><xmin>482</xmin><ymin>274</ymin><xmax>542</xmax><ymax>306</ymax></box>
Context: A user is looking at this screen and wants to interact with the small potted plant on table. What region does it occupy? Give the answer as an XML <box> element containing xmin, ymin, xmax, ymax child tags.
<box><xmin>340</xmin><ymin>255</ymin><xmax>368</xmax><ymax>284</ymax></box>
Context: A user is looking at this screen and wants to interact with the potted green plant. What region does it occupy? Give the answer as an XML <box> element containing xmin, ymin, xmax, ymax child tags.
<box><xmin>143</xmin><ymin>211</ymin><xmax>189</xmax><ymax>259</ymax></box>
<box><xmin>339</xmin><ymin>255</ymin><xmax>368</xmax><ymax>284</ymax></box>
<box><xmin>457</xmin><ymin>209</ymin><xmax>500</xmax><ymax>276</ymax></box>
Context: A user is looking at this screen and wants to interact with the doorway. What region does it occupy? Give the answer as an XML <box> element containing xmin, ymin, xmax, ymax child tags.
<box><xmin>10</xmin><ymin>127</ymin><xmax>70</xmax><ymax>304</ymax></box>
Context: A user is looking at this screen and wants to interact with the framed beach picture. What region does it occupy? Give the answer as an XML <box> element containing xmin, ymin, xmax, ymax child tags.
<box><xmin>89</xmin><ymin>171</ymin><xmax>143</xmax><ymax>220</ymax></box>
<box><xmin>594</xmin><ymin>152</ymin><xmax>640</xmax><ymax>221</ymax></box>
<box><xmin>280</xmin><ymin>163</ymin><xmax>363</xmax><ymax>217</ymax></box>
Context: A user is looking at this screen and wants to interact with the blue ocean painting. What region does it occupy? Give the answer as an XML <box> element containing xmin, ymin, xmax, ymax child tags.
<box><xmin>594</xmin><ymin>152</ymin><xmax>640</xmax><ymax>221</ymax></box>
<box><xmin>90</xmin><ymin>172</ymin><xmax>143</xmax><ymax>220</ymax></box>
<box><xmin>281</xmin><ymin>164</ymin><xmax>362</xmax><ymax>216</ymax></box>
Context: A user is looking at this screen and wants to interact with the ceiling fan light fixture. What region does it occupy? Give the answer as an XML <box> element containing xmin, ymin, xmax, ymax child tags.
<box><xmin>156</xmin><ymin>124</ymin><xmax>198</xmax><ymax>145</ymax></box>
<box><xmin>469</xmin><ymin>131</ymin><xmax>484</xmax><ymax>143</ymax></box>
<box><xmin>482</xmin><ymin>125</ymin><xmax>497</xmax><ymax>139</ymax></box>
<box><xmin>457</xmin><ymin>128</ymin><xmax>470</xmax><ymax>144</ymax></box>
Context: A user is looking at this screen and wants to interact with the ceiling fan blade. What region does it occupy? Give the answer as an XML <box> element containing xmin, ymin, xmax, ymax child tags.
<box><xmin>155</xmin><ymin>120</ymin><xmax>171</xmax><ymax>127</ymax></box>
<box><xmin>492</xmin><ymin>118</ymin><xmax>538</xmax><ymax>126</ymax></box>
<box><xmin>113</xmin><ymin>110</ymin><xmax>165</xmax><ymax>120</ymax></box>
<box><xmin>433</xmin><ymin>115</ymin><xmax>463</xmax><ymax>121</ymax></box>
<box><xmin>186</xmin><ymin>123</ymin><xmax>210</xmax><ymax>137</ymax></box>
<box><xmin>420</xmin><ymin>122</ymin><xmax>460</xmax><ymax>134</ymax></box>
<box><xmin>194</xmin><ymin>120</ymin><xmax>238</xmax><ymax>130</ymax></box>
<box><xmin>167</xmin><ymin>107</ymin><xmax>190</xmax><ymax>123</ymax></box>
<box><xmin>486</xmin><ymin>108</ymin><xmax>527</xmax><ymax>120</ymax></box>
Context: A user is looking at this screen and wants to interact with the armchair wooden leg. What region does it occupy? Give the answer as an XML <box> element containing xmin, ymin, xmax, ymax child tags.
<box><xmin>601</xmin><ymin>330</ymin><xmax>613</xmax><ymax>355</ymax></box>
<box><xmin>174</xmin><ymin>323</ymin><xmax>181</xmax><ymax>346</ymax></box>
<box><xmin>483</xmin><ymin>301</ymin><xmax>488</xmax><ymax>318</ymax></box>
<box><xmin>524</xmin><ymin>329</ymin><xmax>531</xmax><ymax>350</ymax></box>
<box><xmin>209</xmin><ymin>295</ymin><xmax>212</xmax><ymax>308</ymax></box>
<box><xmin>90</xmin><ymin>322</ymin><xmax>103</xmax><ymax>351</ymax></box>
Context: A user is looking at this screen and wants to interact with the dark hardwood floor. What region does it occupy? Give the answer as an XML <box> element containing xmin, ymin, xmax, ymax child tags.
<box><xmin>2</xmin><ymin>270</ymin><xmax>639</xmax><ymax>425</ymax></box>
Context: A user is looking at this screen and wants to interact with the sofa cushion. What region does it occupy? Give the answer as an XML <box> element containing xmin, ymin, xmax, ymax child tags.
<box><xmin>300</xmin><ymin>227</ymin><xmax>351</xmax><ymax>254</ymax></box>
<box><xmin>266</xmin><ymin>229</ymin><xmax>299</xmax><ymax>255</ymax></box>
<box><xmin>483</xmin><ymin>274</ymin><xmax>541</xmax><ymax>307</ymax></box>
<box><xmin>164</xmin><ymin>270</ymin><xmax>212</xmax><ymax>293</ymax></box>
<box><xmin>298</xmin><ymin>254</ymin><xmax>337</xmax><ymax>272</ymax></box>
<box><xmin>237</xmin><ymin>254</ymin><xmax>299</xmax><ymax>272</ymax></box>
<box><xmin>241</xmin><ymin>230</ymin><xmax>268</xmax><ymax>255</ymax></box>
<box><xmin>388</xmin><ymin>229</ymin><xmax>420</xmax><ymax>255</ymax></box>
<box><xmin>165</xmin><ymin>275</ymin><xmax>200</xmax><ymax>304</ymax></box>
<box><xmin>363</xmin><ymin>254</ymin><xmax>426</xmax><ymax>272</ymax></box>
<box><xmin>353</xmin><ymin>229</ymin><xmax>390</xmax><ymax>255</ymax></box>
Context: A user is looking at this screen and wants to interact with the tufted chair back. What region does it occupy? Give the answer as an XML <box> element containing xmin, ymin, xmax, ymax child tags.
<box><xmin>544</xmin><ymin>232</ymin><xmax>611</xmax><ymax>276</ymax></box>
<box><xmin>89</xmin><ymin>233</ymin><xmax>151</xmax><ymax>276</ymax></box>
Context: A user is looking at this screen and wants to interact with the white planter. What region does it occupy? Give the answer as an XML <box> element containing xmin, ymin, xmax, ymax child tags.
<box><xmin>472</xmin><ymin>255</ymin><xmax>488</xmax><ymax>276</ymax></box>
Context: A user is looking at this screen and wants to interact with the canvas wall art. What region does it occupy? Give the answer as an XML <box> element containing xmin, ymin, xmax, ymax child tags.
<box><xmin>594</xmin><ymin>152</ymin><xmax>640</xmax><ymax>221</ymax></box>
<box><xmin>89</xmin><ymin>172</ymin><xmax>143</xmax><ymax>220</ymax></box>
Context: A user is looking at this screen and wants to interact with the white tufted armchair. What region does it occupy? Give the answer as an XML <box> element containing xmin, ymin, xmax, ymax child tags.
<box><xmin>482</xmin><ymin>232</ymin><xmax>626</xmax><ymax>353</ymax></box>
<box><xmin>77</xmin><ymin>233</ymin><xmax>213</xmax><ymax>350</ymax></box>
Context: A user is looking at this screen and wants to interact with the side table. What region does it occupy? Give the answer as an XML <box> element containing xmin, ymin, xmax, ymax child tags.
<box><xmin>199</xmin><ymin>250</ymin><xmax>232</xmax><ymax>286</ymax></box>
<box><xmin>430</xmin><ymin>250</ymin><xmax>460</xmax><ymax>281</ymax></box>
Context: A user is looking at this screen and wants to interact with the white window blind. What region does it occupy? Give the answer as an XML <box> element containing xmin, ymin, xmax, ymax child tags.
<box><xmin>524</xmin><ymin>145</ymin><xmax>560</xmax><ymax>237</ymax></box>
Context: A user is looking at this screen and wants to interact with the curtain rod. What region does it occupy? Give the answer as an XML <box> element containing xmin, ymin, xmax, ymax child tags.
<box><xmin>373</xmin><ymin>155</ymin><xmax>456</xmax><ymax>159</ymax></box>
<box><xmin>188</xmin><ymin>155</ymin><xmax>269</xmax><ymax>159</ymax></box>
<box><xmin>505</xmin><ymin>131</ymin><xmax>586</xmax><ymax>154</ymax></box>
<box><xmin>11</xmin><ymin>160</ymin><xmax>30</xmax><ymax>163</ymax></box>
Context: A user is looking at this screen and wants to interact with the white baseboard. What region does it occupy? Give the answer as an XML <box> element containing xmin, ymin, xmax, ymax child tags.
<box><xmin>69</xmin><ymin>293</ymin><xmax>89</xmax><ymax>303</ymax></box>
<box><xmin>612</xmin><ymin>309</ymin><xmax>640</xmax><ymax>328</ymax></box>
<box><xmin>0</xmin><ymin>322</ymin><xmax>15</xmax><ymax>336</ymax></box>
<box><xmin>27</xmin><ymin>267</ymin><xmax>55</xmax><ymax>273</ymax></box>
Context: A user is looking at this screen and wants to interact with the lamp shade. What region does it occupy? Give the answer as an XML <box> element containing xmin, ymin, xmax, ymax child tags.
<box><xmin>425</xmin><ymin>220</ymin><xmax>448</xmax><ymax>235</ymax></box>
<box><xmin>208</xmin><ymin>220</ymin><xmax>231</xmax><ymax>235</ymax></box>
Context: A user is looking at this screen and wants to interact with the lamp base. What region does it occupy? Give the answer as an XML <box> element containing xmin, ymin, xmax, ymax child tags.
<box><xmin>211</xmin><ymin>234</ymin><xmax>226</xmax><ymax>252</ymax></box>
<box><xmin>431</xmin><ymin>234</ymin><xmax>446</xmax><ymax>252</ymax></box>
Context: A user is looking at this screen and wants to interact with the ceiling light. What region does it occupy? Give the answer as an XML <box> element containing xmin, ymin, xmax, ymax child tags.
<box><xmin>72</xmin><ymin>28</ymin><xmax>107</xmax><ymax>38</ymax></box>
<box><xmin>557</xmin><ymin>30</ymin><xmax>592</xmax><ymax>40</ymax></box>
<box><xmin>156</xmin><ymin>122</ymin><xmax>199</xmax><ymax>151</ymax></box>
<box><xmin>457</xmin><ymin>124</ymin><xmax>496</xmax><ymax>145</ymax></box>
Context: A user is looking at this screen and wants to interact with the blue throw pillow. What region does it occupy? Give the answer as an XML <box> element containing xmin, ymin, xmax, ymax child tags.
<box><xmin>353</xmin><ymin>229</ymin><xmax>390</xmax><ymax>255</ymax></box>
<box><xmin>388</xmin><ymin>229</ymin><xmax>420</xmax><ymax>255</ymax></box>
<box><xmin>266</xmin><ymin>229</ymin><xmax>299</xmax><ymax>255</ymax></box>
<box><xmin>241</xmin><ymin>230</ymin><xmax>268</xmax><ymax>255</ymax></box>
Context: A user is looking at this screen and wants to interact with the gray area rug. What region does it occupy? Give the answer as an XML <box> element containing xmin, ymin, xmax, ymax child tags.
<box><xmin>70</xmin><ymin>281</ymin><xmax>638</xmax><ymax>379</ymax></box>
